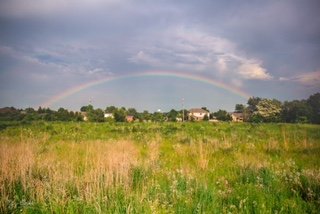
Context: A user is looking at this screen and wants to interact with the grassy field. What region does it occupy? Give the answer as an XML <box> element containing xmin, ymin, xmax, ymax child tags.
<box><xmin>0</xmin><ymin>122</ymin><xmax>319</xmax><ymax>213</ymax></box>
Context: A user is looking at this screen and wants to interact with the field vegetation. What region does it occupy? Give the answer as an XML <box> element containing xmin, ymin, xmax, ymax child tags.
<box><xmin>0</xmin><ymin>122</ymin><xmax>320</xmax><ymax>213</ymax></box>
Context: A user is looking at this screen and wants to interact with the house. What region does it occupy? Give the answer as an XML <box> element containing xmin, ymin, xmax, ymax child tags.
<box><xmin>104</xmin><ymin>113</ymin><xmax>114</xmax><ymax>119</ymax></box>
<box><xmin>209</xmin><ymin>116</ymin><xmax>219</xmax><ymax>122</ymax></box>
<box><xmin>126</xmin><ymin>115</ymin><xmax>134</xmax><ymax>122</ymax></box>
<box><xmin>176</xmin><ymin>117</ymin><xmax>183</xmax><ymax>122</ymax></box>
<box><xmin>81</xmin><ymin>112</ymin><xmax>88</xmax><ymax>121</ymax></box>
<box><xmin>231</xmin><ymin>112</ymin><xmax>244</xmax><ymax>122</ymax></box>
<box><xmin>188</xmin><ymin>108</ymin><xmax>210</xmax><ymax>121</ymax></box>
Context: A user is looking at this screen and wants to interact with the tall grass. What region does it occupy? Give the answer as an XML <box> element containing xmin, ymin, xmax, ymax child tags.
<box><xmin>0</xmin><ymin>122</ymin><xmax>319</xmax><ymax>213</ymax></box>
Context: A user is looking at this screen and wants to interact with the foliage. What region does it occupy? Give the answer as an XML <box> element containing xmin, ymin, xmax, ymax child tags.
<box><xmin>201</xmin><ymin>107</ymin><xmax>209</xmax><ymax>111</ymax></box>
<box><xmin>254</xmin><ymin>99</ymin><xmax>282</xmax><ymax>122</ymax></box>
<box><xmin>235</xmin><ymin>104</ymin><xmax>245</xmax><ymax>113</ymax></box>
<box><xmin>282</xmin><ymin>100</ymin><xmax>313</xmax><ymax>123</ymax></box>
<box><xmin>127</xmin><ymin>108</ymin><xmax>138</xmax><ymax>116</ymax></box>
<box><xmin>87</xmin><ymin>108</ymin><xmax>105</xmax><ymax>122</ymax></box>
<box><xmin>213</xmin><ymin>109</ymin><xmax>232</xmax><ymax>121</ymax></box>
<box><xmin>152</xmin><ymin>112</ymin><xmax>165</xmax><ymax>122</ymax></box>
<box><xmin>56</xmin><ymin>108</ymin><xmax>71</xmax><ymax>121</ymax></box>
<box><xmin>141</xmin><ymin>110</ymin><xmax>151</xmax><ymax>121</ymax></box>
<box><xmin>105</xmin><ymin>105</ymin><xmax>117</xmax><ymax>113</ymax></box>
<box><xmin>307</xmin><ymin>93</ymin><xmax>320</xmax><ymax>124</ymax></box>
<box><xmin>1</xmin><ymin>92</ymin><xmax>320</xmax><ymax>124</ymax></box>
<box><xmin>80</xmin><ymin>104</ymin><xmax>93</xmax><ymax>112</ymax></box>
<box><xmin>167</xmin><ymin>109</ymin><xmax>178</xmax><ymax>122</ymax></box>
<box><xmin>179</xmin><ymin>109</ymin><xmax>189</xmax><ymax>122</ymax></box>
<box><xmin>113</xmin><ymin>108</ymin><xmax>126</xmax><ymax>122</ymax></box>
<box><xmin>0</xmin><ymin>107</ymin><xmax>24</xmax><ymax>121</ymax></box>
<box><xmin>246</xmin><ymin>93</ymin><xmax>320</xmax><ymax>124</ymax></box>
<box><xmin>247</xmin><ymin>97</ymin><xmax>262</xmax><ymax>112</ymax></box>
<box><xmin>0</xmin><ymin>107</ymin><xmax>84</xmax><ymax>122</ymax></box>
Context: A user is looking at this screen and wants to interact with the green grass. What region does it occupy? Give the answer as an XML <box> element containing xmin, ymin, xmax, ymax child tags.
<box><xmin>0</xmin><ymin>121</ymin><xmax>319</xmax><ymax>213</ymax></box>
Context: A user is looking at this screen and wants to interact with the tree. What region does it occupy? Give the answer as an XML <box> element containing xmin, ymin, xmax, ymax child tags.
<box><xmin>140</xmin><ymin>110</ymin><xmax>151</xmax><ymax>121</ymax></box>
<box><xmin>22</xmin><ymin>114</ymin><xmax>38</xmax><ymax>121</ymax></box>
<box><xmin>25</xmin><ymin>107</ymin><xmax>36</xmax><ymax>114</ymax></box>
<box><xmin>43</xmin><ymin>112</ymin><xmax>56</xmax><ymax>121</ymax></box>
<box><xmin>253</xmin><ymin>99</ymin><xmax>282</xmax><ymax>122</ymax></box>
<box><xmin>247</xmin><ymin>97</ymin><xmax>262</xmax><ymax>112</ymax></box>
<box><xmin>22</xmin><ymin>107</ymin><xmax>40</xmax><ymax>121</ymax></box>
<box><xmin>37</xmin><ymin>107</ymin><xmax>46</xmax><ymax>114</ymax></box>
<box><xmin>74</xmin><ymin>112</ymin><xmax>84</xmax><ymax>122</ymax></box>
<box><xmin>201</xmin><ymin>107</ymin><xmax>209</xmax><ymax>112</ymax></box>
<box><xmin>105</xmin><ymin>106</ymin><xmax>116</xmax><ymax>113</ymax></box>
<box><xmin>87</xmin><ymin>108</ymin><xmax>105</xmax><ymax>122</ymax></box>
<box><xmin>235</xmin><ymin>104</ymin><xmax>245</xmax><ymax>113</ymax></box>
<box><xmin>282</xmin><ymin>100</ymin><xmax>312</xmax><ymax>123</ymax></box>
<box><xmin>152</xmin><ymin>112</ymin><xmax>165</xmax><ymax>122</ymax></box>
<box><xmin>307</xmin><ymin>93</ymin><xmax>320</xmax><ymax>124</ymax></box>
<box><xmin>242</xmin><ymin>107</ymin><xmax>252</xmax><ymax>122</ymax></box>
<box><xmin>203</xmin><ymin>114</ymin><xmax>209</xmax><ymax>121</ymax></box>
<box><xmin>113</xmin><ymin>108</ymin><xmax>126</xmax><ymax>122</ymax></box>
<box><xmin>213</xmin><ymin>110</ymin><xmax>232</xmax><ymax>121</ymax></box>
<box><xmin>127</xmin><ymin>108</ymin><xmax>138</xmax><ymax>118</ymax></box>
<box><xmin>183</xmin><ymin>109</ymin><xmax>189</xmax><ymax>121</ymax></box>
<box><xmin>80</xmin><ymin>105</ymin><xmax>93</xmax><ymax>112</ymax></box>
<box><xmin>0</xmin><ymin>107</ymin><xmax>23</xmax><ymax>121</ymax></box>
<box><xmin>167</xmin><ymin>109</ymin><xmax>178</xmax><ymax>122</ymax></box>
<box><xmin>56</xmin><ymin>107</ymin><xmax>71</xmax><ymax>121</ymax></box>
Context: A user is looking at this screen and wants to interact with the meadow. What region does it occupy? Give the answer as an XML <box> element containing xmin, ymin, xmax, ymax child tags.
<box><xmin>0</xmin><ymin>121</ymin><xmax>319</xmax><ymax>213</ymax></box>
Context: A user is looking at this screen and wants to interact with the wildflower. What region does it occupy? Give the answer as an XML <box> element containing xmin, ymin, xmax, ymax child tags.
<box><xmin>252</xmin><ymin>200</ymin><xmax>257</xmax><ymax>207</ymax></box>
<box><xmin>239</xmin><ymin>197</ymin><xmax>247</xmax><ymax>209</ymax></box>
<box><xmin>229</xmin><ymin>204</ymin><xmax>236</xmax><ymax>210</ymax></box>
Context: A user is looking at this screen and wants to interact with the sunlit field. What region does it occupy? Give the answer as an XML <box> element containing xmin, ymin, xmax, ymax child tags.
<box><xmin>0</xmin><ymin>122</ymin><xmax>319</xmax><ymax>213</ymax></box>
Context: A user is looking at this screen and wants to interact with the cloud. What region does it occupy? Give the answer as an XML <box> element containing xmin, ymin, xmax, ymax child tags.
<box><xmin>280</xmin><ymin>71</ymin><xmax>320</xmax><ymax>87</ymax></box>
<box><xmin>0</xmin><ymin>44</ymin><xmax>111</xmax><ymax>84</ymax></box>
<box><xmin>216</xmin><ymin>56</ymin><xmax>228</xmax><ymax>73</ymax></box>
<box><xmin>129</xmin><ymin>51</ymin><xmax>162</xmax><ymax>67</ymax></box>
<box><xmin>0</xmin><ymin>0</ymin><xmax>123</xmax><ymax>17</ymax></box>
<box><xmin>129</xmin><ymin>27</ymin><xmax>272</xmax><ymax>80</ymax></box>
<box><xmin>1</xmin><ymin>0</ymin><xmax>318</xmax><ymax>109</ymax></box>
<box><xmin>238</xmin><ymin>61</ymin><xmax>272</xmax><ymax>80</ymax></box>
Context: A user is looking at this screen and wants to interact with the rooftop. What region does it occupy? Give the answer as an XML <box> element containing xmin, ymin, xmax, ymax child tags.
<box><xmin>189</xmin><ymin>108</ymin><xmax>209</xmax><ymax>113</ymax></box>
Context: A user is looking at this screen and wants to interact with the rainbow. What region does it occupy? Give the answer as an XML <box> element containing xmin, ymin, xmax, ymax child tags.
<box><xmin>41</xmin><ymin>70</ymin><xmax>251</xmax><ymax>107</ymax></box>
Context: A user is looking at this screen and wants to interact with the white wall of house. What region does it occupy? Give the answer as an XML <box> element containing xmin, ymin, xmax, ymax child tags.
<box><xmin>231</xmin><ymin>113</ymin><xmax>243</xmax><ymax>122</ymax></box>
<box><xmin>189</xmin><ymin>112</ymin><xmax>210</xmax><ymax>120</ymax></box>
<box><xmin>104</xmin><ymin>113</ymin><xmax>114</xmax><ymax>118</ymax></box>
<box><xmin>190</xmin><ymin>112</ymin><xmax>209</xmax><ymax>118</ymax></box>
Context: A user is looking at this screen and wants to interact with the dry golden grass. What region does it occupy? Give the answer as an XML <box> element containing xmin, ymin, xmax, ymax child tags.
<box><xmin>145</xmin><ymin>141</ymin><xmax>160</xmax><ymax>168</ymax></box>
<box><xmin>0</xmin><ymin>141</ymin><xmax>35</xmax><ymax>187</ymax></box>
<box><xmin>197</xmin><ymin>143</ymin><xmax>209</xmax><ymax>170</ymax></box>
<box><xmin>235</xmin><ymin>151</ymin><xmax>270</xmax><ymax>170</ymax></box>
<box><xmin>0</xmin><ymin>140</ymin><xmax>140</xmax><ymax>207</ymax></box>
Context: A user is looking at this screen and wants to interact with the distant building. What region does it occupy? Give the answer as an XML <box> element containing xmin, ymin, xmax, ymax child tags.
<box><xmin>231</xmin><ymin>112</ymin><xmax>244</xmax><ymax>122</ymax></box>
<box><xmin>81</xmin><ymin>112</ymin><xmax>88</xmax><ymax>121</ymax></box>
<box><xmin>188</xmin><ymin>108</ymin><xmax>210</xmax><ymax>121</ymax></box>
<box><xmin>104</xmin><ymin>113</ymin><xmax>114</xmax><ymax>118</ymax></box>
<box><xmin>209</xmin><ymin>116</ymin><xmax>219</xmax><ymax>122</ymax></box>
<box><xmin>176</xmin><ymin>117</ymin><xmax>183</xmax><ymax>122</ymax></box>
<box><xmin>126</xmin><ymin>115</ymin><xmax>134</xmax><ymax>122</ymax></box>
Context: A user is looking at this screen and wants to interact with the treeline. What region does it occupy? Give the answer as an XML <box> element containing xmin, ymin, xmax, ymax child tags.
<box><xmin>0</xmin><ymin>92</ymin><xmax>319</xmax><ymax>124</ymax></box>
<box><xmin>237</xmin><ymin>92</ymin><xmax>320</xmax><ymax>123</ymax></box>
<box><xmin>0</xmin><ymin>107</ymin><xmax>83</xmax><ymax>122</ymax></box>
<box><xmin>0</xmin><ymin>105</ymin><xmax>186</xmax><ymax>123</ymax></box>
<box><xmin>80</xmin><ymin>105</ymin><xmax>188</xmax><ymax>122</ymax></box>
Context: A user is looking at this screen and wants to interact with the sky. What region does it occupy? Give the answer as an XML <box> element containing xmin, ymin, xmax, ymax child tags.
<box><xmin>0</xmin><ymin>0</ymin><xmax>319</xmax><ymax>112</ymax></box>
